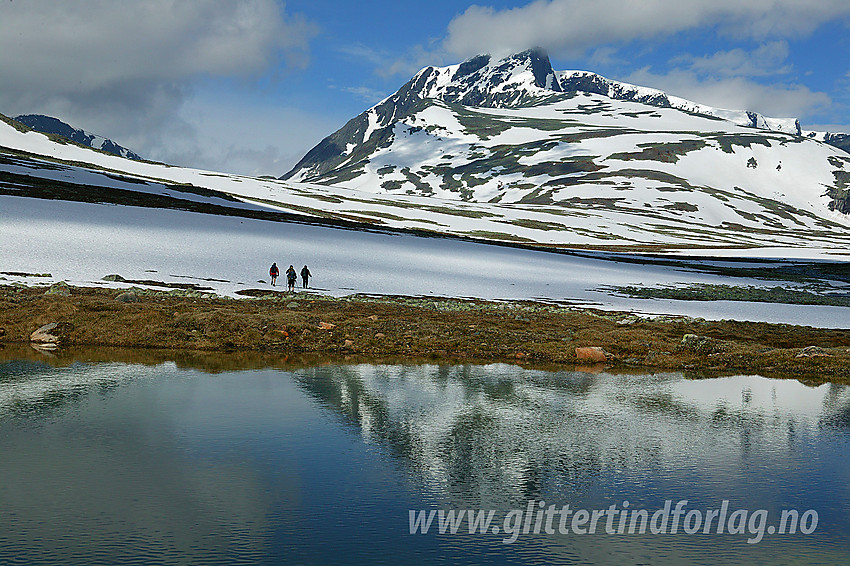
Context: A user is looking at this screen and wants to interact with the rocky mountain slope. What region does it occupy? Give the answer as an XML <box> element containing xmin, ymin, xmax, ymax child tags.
<box><xmin>14</xmin><ymin>114</ymin><xmax>142</xmax><ymax>160</ymax></box>
<box><xmin>283</xmin><ymin>50</ymin><xmax>850</xmax><ymax>244</ymax></box>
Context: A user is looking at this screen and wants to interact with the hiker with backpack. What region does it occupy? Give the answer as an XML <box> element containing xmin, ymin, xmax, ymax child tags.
<box><xmin>300</xmin><ymin>265</ymin><xmax>311</xmax><ymax>288</ymax></box>
<box><xmin>286</xmin><ymin>265</ymin><xmax>297</xmax><ymax>291</ymax></box>
<box><xmin>269</xmin><ymin>262</ymin><xmax>279</xmax><ymax>286</ymax></box>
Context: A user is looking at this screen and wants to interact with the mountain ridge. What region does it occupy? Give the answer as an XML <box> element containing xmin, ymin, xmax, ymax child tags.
<box><xmin>283</xmin><ymin>48</ymin><xmax>841</xmax><ymax>183</ymax></box>
<box><xmin>14</xmin><ymin>114</ymin><xmax>143</xmax><ymax>160</ymax></box>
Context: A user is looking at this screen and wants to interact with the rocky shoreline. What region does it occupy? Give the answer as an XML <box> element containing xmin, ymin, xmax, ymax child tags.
<box><xmin>1</xmin><ymin>283</ymin><xmax>849</xmax><ymax>382</ymax></box>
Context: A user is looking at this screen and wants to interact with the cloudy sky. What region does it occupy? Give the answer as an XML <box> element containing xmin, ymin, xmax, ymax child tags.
<box><xmin>1</xmin><ymin>0</ymin><xmax>849</xmax><ymax>177</ymax></box>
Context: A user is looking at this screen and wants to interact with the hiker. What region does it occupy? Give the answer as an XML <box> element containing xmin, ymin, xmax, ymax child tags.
<box><xmin>300</xmin><ymin>265</ymin><xmax>311</xmax><ymax>288</ymax></box>
<box><xmin>286</xmin><ymin>264</ymin><xmax>297</xmax><ymax>291</ymax></box>
<box><xmin>269</xmin><ymin>262</ymin><xmax>279</xmax><ymax>286</ymax></box>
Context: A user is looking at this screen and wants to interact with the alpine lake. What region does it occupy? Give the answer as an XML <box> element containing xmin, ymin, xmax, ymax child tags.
<box><xmin>0</xmin><ymin>346</ymin><xmax>848</xmax><ymax>565</ymax></box>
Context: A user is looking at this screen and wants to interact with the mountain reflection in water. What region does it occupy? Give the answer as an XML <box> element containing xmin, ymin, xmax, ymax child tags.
<box><xmin>291</xmin><ymin>364</ymin><xmax>850</xmax><ymax>506</ymax></box>
<box><xmin>1</xmin><ymin>355</ymin><xmax>849</xmax><ymax>565</ymax></box>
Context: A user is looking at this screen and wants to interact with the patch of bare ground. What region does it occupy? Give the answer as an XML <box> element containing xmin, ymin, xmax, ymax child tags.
<box><xmin>0</xmin><ymin>284</ymin><xmax>848</xmax><ymax>382</ymax></box>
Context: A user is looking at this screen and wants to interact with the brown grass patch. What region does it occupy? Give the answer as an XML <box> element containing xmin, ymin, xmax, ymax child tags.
<box><xmin>0</xmin><ymin>284</ymin><xmax>848</xmax><ymax>381</ymax></box>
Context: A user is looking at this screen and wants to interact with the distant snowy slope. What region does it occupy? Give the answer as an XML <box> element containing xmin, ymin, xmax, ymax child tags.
<box><xmin>804</xmin><ymin>130</ymin><xmax>850</xmax><ymax>163</ymax></box>
<box><xmin>14</xmin><ymin>114</ymin><xmax>143</xmax><ymax>160</ymax></box>
<box><xmin>554</xmin><ymin>70</ymin><xmax>801</xmax><ymax>135</ymax></box>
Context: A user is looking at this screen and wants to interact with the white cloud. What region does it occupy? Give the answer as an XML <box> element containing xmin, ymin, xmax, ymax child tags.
<box><xmin>673</xmin><ymin>42</ymin><xmax>792</xmax><ymax>78</ymax></box>
<box><xmin>338</xmin><ymin>86</ymin><xmax>389</xmax><ymax>105</ymax></box>
<box><xmin>0</xmin><ymin>0</ymin><xmax>318</xmax><ymax>175</ymax></box>
<box><xmin>624</xmin><ymin>67</ymin><xmax>832</xmax><ymax>120</ymax></box>
<box><xmin>336</xmin><ymin>42</ymin><xmax>440</xmax><ymax>80</ymax></box>
<box><xmin>442</xmin><ymin>0</ymin><xmax>850</xmax><ymax>60</ymax></box>
<box><xmin>386</xmin><ymin>2</ymin><xmax>838</xmax><ymax>127</ymax></box>
<box><xmin>0</xmin><ymin>1</ymin><xmax>315</xmax><ymax>98</ymax></box>
<box><xmin>337</xmin><ymin>44</ymin><xmax>393</xmax><ymax>67</ymax></box>
<box><xmin>587</xmin><ymin>47</ymin><xmax>622</xmax><ymax>68</ymax></box>
<box><xmin>156</xmin><ymin>96</ymin><xmax>344</xmax><ymax>177</ymax></box>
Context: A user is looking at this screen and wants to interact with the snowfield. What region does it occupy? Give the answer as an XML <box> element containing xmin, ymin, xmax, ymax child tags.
<box><xmin>2</xmin><ymin>195</ymin><xmax>849</xmax><ymax>328</ymax></box>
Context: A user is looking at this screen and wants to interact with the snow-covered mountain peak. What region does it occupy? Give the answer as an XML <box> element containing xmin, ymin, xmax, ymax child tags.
<box><xmin>411</xmin><ymin>47</ymin><xmax>562</xmax><ymax>108</ymax></box>
<box><xmin>285</xmin><ymin>50</ymin><xmax>818</xmax><ymax>183</ymax></box>
<box><xmin>404</xmin><ymin>50</ymin><xmax>799</xmax><ymax>133</ymax></box>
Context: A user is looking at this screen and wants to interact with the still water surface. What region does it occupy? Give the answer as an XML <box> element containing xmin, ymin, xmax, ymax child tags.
<box><xmin>0</xmin><ymin>358</ymin><xmax>848</xmax><ymax>565</ymax></box>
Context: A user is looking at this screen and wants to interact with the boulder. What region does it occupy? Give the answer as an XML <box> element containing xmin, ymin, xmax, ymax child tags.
<box><xmin>318</xmin><ymin>322</ymin><xmax>336</xmax><ymax>330</ymax></box>
<box><xmin>575</xmin><ymin>346</ymin><xmax>608</xmax><ymax>363</ymax></box>
<box><xmin>31</xmin><ymin>322</ymin><xmax>60</xmax><ymax>344</ymax></box>
<box><xmin>103</xmin><ymin>274</ymin><xmax>126</xmax><ymax>282</ymax></box>
<box><xmin>115</xmin><ymin>291</ymin><xmax>140</xmax><ymax>303</ymax></box>
<box><xmin>680</xmin><ymin>334</ymin><xmax>718</xmax><ymax>355</ymax></box>
<box><xmin>796</xmin><ymin>346</ymin><xmax>831</xmax><ymax>358</ymax></box>
<box><xmin>45</xmin><ymin>281</ymin><xmax>71</xmax><ymax>296</ymax></box>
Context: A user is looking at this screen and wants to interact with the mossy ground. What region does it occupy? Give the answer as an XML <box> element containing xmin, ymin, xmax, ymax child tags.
<box><xmin>1</xmin><ymin>284</ymin><xmax>848</xmax><ymax>382</ymax></box>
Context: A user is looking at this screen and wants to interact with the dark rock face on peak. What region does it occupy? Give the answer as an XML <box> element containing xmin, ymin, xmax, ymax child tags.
<box><xmin>557</xmin><ymin>72</ymin><xmax>671</xmax><ymax>107</ymax></box>
<box><xmin>525</xmin><ymin>48</ymin><xmax>561</xmax><ymax>90</ymax></box>
<box><xmin>415</xmin><ymin>47</ymin><xmax>562</xmax><ymax>108</ymax></box>
<box><xmin>823</xmin><ymin>132</ymin><xmax>850</xmax><ymax>155</ymax></box>
<box><xmin>14</xmin><ymin>114</ymin><xmax>143</xmax><ymax>160</ymax></box>
<box><xmin>455</xmin><ymin>54</ymin><xmax>491</xmax><ymax>79</ymax></box>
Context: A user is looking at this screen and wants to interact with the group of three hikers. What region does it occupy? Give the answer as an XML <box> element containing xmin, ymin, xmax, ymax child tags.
<box><xmin>269</xmin><ymin>262</ymin><xmax>311</xmax><ymax>291</ymax></box>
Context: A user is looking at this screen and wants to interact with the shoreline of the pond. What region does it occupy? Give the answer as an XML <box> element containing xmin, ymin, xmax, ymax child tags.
<box><xmin>1</xmin><ymin>284</ymin><xmax>848</xmax><ymax>382</ymax></box>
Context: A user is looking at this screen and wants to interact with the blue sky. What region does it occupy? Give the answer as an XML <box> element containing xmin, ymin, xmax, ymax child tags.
<box><xmin>1</xmin><ymin>0</ymin><xmax>849</xmax><ymax>176</ymax></box>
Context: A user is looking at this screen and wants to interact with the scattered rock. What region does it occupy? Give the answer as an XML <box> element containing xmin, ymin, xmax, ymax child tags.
<box><xmin>1</xmin><ymin>271</ymin><xmax>51</xmax><ymax>278</ymax></box>
<box><xmin>797</xmin><ymin>346</ymin><xmax>832</xmax><ymax>358</ymax></box>
<box><xmin>0</xmin><ymin>327</ymin><xmax>5</xmax><ymax>339</ymax></box>
<box><xmin>115</xmin><ymin>291</ymin><xmax>140</xmax><ymax>303</ymax></box>
<box><xmin>375</xmin><ymin>332</ymin><xmax>386</xmax><ymax>338</ymax></box>
<box><xmin>680</xmin><ymin>334</ymin><xmax>719</xmax><ymax>355</ymax></box>
<box><xmin>367</xmin><ymin>315</ymin><xmax>379</xmax><ymax>321</ymax></box>
<box><xmin>45</xmin><ymin>281</ymin><xmax>71</xmax><ymax>296</ymax></box>
<box><xmin>344</xmin><ymin>339</ymin><xmax>354</xmax><ymax>348</ymax></box>
<box><xmin>287</xmin><ymin>302</ymin><xmax>299</xmax><ymax>309</ymax></box>
<box><xmin>30</xmin><ymin>322</ymin><xmax>60</xmax><ymax>345</ymax></box>
<box><xmin>575</xmin><ymin>346</ymin><xmax>609</xmax><ymax>363</ymax></box>
<box><xmin>318</xmin><ymin>322</ymin><xmax>336</xmax><ymax>330</ymax></box>
<box><xmin>102</xmin><ymin>274</ymin><xmax>126</xmax><ymax>282</ymax></box>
